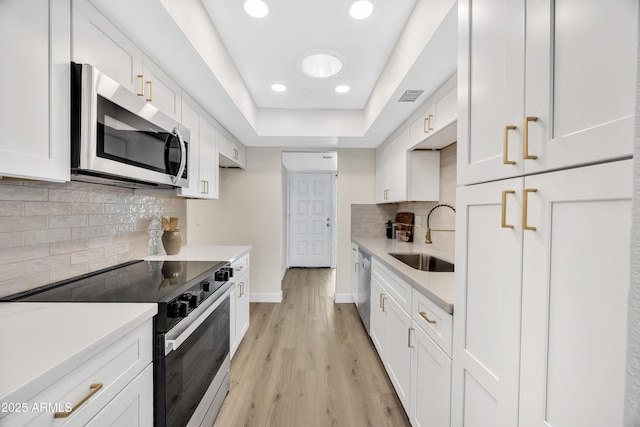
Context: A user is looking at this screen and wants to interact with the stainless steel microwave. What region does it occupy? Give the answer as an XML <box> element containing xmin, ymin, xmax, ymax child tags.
<box><xmin>71</xmin><ymin>63</ymin><xmax>189</xmax><ymax>189</ymax></box>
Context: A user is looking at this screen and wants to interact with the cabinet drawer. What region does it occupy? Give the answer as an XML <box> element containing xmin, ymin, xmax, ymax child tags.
<box><xmin>231</xmin><ymin>253</ymin><xmax>250</xmax><ymax>277</ymax></box>
<box><xmin>412</xmin><ymin>289</ymin><xmax>452</xmax><ymax>356</ymax></box>
<box><xmin>4</xmin><ymin>321</ymin><xmax>152</xmax><ymax>427</ymax></box>
<box><xmin>372</xmin><ymin>259</ymin><xmax>412</xmax><ymax>313</ymax></box>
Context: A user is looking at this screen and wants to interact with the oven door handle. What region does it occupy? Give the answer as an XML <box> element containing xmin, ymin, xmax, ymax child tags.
<box><xmin>171</xmin><ymin>127</ymin><xmax>187</xmax><ymax>185</ymax></box>
<box><xmin>164</xmin><ymin>284</ymin><xmax>232</xmax><ymax>356</ymax></box>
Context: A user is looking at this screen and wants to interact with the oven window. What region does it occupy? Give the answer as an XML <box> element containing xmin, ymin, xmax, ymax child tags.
<box><xmin>165</xmin><ymin>297</ymin><xmax>230</xmax><ymax>427</ymax></box>
<box><xmin>96</xmin><ymin>95</ymin><xmax>186</xmax><ymax>177</ymax></box>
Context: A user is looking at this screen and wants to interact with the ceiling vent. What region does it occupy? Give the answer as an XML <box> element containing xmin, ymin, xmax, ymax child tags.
<box><xmin>398</xmin><ymin>89</ymin><xmax>424</xmax><ymax>102</ymax></box>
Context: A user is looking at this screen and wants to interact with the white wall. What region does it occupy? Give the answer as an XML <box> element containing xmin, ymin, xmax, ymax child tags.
<box><xmin>187</xmin><ymin>147</ymin><xmax>376</xmax><ymax>302</ymax></box>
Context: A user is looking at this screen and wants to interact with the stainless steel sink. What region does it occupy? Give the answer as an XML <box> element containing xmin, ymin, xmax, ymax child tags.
<box><xmin>388</xmin><ymin>252</ymin><xmax>454</xmax><ymax>272</ymax></box>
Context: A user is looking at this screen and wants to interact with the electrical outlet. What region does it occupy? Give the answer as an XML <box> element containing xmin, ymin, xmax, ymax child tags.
<box><xmin>415</xmin><ymin>215</ymin><xmax>422</xmax><ymax>227</ymax></box>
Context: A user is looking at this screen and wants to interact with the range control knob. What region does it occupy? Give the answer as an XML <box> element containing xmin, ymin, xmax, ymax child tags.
<box><xmin>202</xmin><ymin>281</ymin><xmax>211</xmax><ymax>292</ymax></box>
<box><xmin>178</xmin><ymin>301</ymin><xmax>189</xmax><ymax>318</ymax></box>
<box><xmin>215</xmin><ymin>269</ymin><xmax>229</xmax><ymax>282</ymax></box>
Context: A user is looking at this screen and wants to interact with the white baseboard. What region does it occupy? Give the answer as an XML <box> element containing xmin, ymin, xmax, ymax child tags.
<box><xmin>281</xmin><ymin>266</ymin><xmax>288</xmax><ymax>280</ymax></box>
<box><xmin>334</xmin><ymin>293</ymin><xmax>355</xmax><ymax>304</ymax></box>
<box><xmin>250</xmin><ymin>292</ymin><xmax>283</xmax><ymax>303</ymax></box>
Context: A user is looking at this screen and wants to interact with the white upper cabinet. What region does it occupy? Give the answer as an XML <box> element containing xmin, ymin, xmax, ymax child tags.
<box><xmin>73</xmin><ymin>0</ymin><xmax>181</xmax><ymax>121</ymax></box>
<box><xmin>458</xmin><ymin>0</ymin><xmax>637</xmax><ymax>186</ymax></box>
<box><xmin>409</xmin><ymin>74</ymin><xmax>458</xmax><ymax>150</ymax></box>
<box><xmin>376</xmin><ymin>130</ymin><xmax>440</xmax><ymax>204</ymax></box>
<box><xmin>0</xmin><ymin>0</ymin><xmax>70</xmax><ymax>182</ymax></box>
<box><xmin>218</xmin><ymin>130</ymin><xmax>246</xmax><ymax>169</ymax></box>
<box><xmin>177</xmin><ymin>94</ymin><xmax>218</xmax><ymax>199</ymax></box>
<box><xmin>72</xmin><ymin>0</ymin><xmax>143</xmax><ymax>94</ymax></box>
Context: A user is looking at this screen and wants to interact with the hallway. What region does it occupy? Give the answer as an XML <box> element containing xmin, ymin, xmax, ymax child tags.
<box><xmin>213</xmin><ymin>268</ymin><xmax>410</xmax><ymax>427</ymax></box>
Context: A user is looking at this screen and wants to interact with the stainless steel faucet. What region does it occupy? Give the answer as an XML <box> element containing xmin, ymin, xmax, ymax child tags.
<box><xmin>425</xmin><ymin>204</ymin><xmax>456</xmax><ymax>244</ymax></box>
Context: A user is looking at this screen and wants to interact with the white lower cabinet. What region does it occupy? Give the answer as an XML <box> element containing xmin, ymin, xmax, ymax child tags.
<box><xmin>452</xmin><ymin>159</ymin><xmax>632</xmax><ymax>426</ymax></box>
<box><xmin>230</xmin><ymin>253</ymin><xmax>250</xmax><ymax>358</ymax></box>
<box><xmin>370</xmin><ymin>260</ymin><xmax>453</xmax><ymax>425</ymax></box>
<box><xmin>2</xmin><ymin>320</ymin><xmax>153</xmax><ymax>427</ymax></box>
<box><xmin>411</xmin><ymin>321</ymin><xmax>451</xmax><ymax>427</ymax></box>
<box><xmin>351</xmin><ymin>242</ymin><xmax>360</xmax><ymax>305</ymax></box>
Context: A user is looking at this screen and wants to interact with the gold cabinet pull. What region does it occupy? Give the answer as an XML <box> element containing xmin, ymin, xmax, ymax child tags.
<box><xmin>239</xmin><ymin>282</ymin><xmax>244</xmax><ymax>297</ymax></box>
<box><xmin>379</xmin><ymin>293</ymin><xmax>384</xmax><ymax>309</ymax></box>
<box><xmin>423</xmin><ymin>117</ymin><xmax>429</xmax><ymax>134</ymax></box>
<box><xmin>523</xmin><ymin>116</ymin><xmax>538</xmax><ymax>160</ymax></box>
<box><xmin>427</xmin><ymin>114</ymin><xmax>434</xmax><ymax>131</ymax></box>
<box><xmin>503</xmin><ymin>125</ymin><xmax>517</xmax><ymax>165</ymax></box>
<box><xmin>381</xmin><ymin>295</ymin><xmax>387</xmax><ymax>313</ymax></box>
<box><xmin>501</xmin><ymin>190</ymin><xmax>515</xmax><ymax>229</ymax></box>
<box><xmin>408</xmin><ymin>327</ymin><xmax>415</xmax><ymax>348</ymax></box>
<box><xmin>355</xmin><ymin>262</ymin><xmax>359</xmax><ymax>273</ymax></box>
<box><xmin>523</xmin><ymin>188</ymin><xmax>538</xmax><ymax>231</ymax></box>
<box><xmin>419</xmin><ymin>311</ymin><xmax>436</xmax><ymax>324</ymax></box>
<box><xmin>54</xmin><ymin>383</ymin><xmax>103</xmax><ymax>418</ymax></box>
<box><xmin>137</xmin><ymin>75</ymin><xmax>145</xmax><ymax>97</ymax></box>
<box><xmin>145</xmin><ymin>80</ymin><xmax>153</xmax><ymax>102</ymax></box>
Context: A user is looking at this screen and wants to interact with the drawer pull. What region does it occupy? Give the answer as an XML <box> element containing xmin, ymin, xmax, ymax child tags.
<box><xmin>419</xmin><ymin>311</ymin><xmax>437</xmax><ymax>324</ymax></box>
<box><xmin>408</xmin><ymin>327</ymin><xmax>415</xmax><ymax>348</ymax></box>
<box><xmin>381</xmin><ymin>295</ymin><xmax>387</xmax><ymax>313</ymax></box>
<box><xmin>54</xmin><ymin>383</ymin><xmax>103</xmax><ymax>418</ymax></box>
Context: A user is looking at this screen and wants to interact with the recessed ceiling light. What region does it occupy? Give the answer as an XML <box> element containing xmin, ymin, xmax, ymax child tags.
<box><xmin>271</xmin><ymin>83</ymin><xmax>287</xmax><ymax>92</ymax></box>
<box><xmin>335</xmin><ymin>85</ymin><xmax>350</xmax><ymax>93</ymax></box>
<box><xmin>299</xmin><ymin>50</ymin><xmax>344</xmax><ymax>78</ymax></box>
<box><xmin>244</xmin><ymin>0</ymin><xmax>269</xmax><ymax>18</ymax></box>
<box><xmin>349</xmin><ymin>0</ymin><xmax>373</xmax><ymax>20</ymax></box>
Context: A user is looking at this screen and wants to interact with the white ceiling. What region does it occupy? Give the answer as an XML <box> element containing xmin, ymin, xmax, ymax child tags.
<box><xmin>201</xmin><ymin>0</ymin><xmax>416</xmax><ymax>110</ymax></box>
<box><xmin>89</xmin><ymin>0</ymin><xmax>458</xmax><ymax>148</ymax></box>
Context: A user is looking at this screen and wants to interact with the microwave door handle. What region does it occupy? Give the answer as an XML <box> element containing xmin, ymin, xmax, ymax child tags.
<box><xmin>171</xmin><ymin>128</ymin><xmax>187</xmax><ymax>185</ymax></box>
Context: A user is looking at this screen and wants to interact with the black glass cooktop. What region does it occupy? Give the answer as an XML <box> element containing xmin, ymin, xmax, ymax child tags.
<box><xmin>5</xmin><ymin>260</ymin><xmax>227</xmax><ymax>304</ymax></box>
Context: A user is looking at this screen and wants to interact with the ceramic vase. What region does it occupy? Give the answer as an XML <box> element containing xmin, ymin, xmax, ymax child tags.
<box><xmin>162</xmin><ymin>229</ymin><xmax>182</xmax><ymax>255</ymax></box>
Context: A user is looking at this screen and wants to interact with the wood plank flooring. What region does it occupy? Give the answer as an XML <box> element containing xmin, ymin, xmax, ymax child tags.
<box><xmin>213</xmin><ymin>268</ymin><xmax>411</xmax><ymax>427</ymax></box>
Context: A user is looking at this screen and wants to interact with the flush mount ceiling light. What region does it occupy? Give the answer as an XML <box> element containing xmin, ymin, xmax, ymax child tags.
<box><xmin>271</xmin><ymin>83</ymin><xmax>287</xmax><ymax>92</ymax></box>
<box><xmin>299</xmin><ymin>50</ymin><xmax>344</xmax><ymax>79</ymax></box>
<box><xmin>244</xmin><ymin>0</ymin><xmax>269</xmax><ymax>18</ymax></box>
<box><xmin>335</xmin><ymin>85</ymin><xmax>350</xmax><ymax>93</ymax></box>
<box><xmin>348</xmin><ymin>0</ymin><xmax>374</xmax><ymax>20</ymax></box>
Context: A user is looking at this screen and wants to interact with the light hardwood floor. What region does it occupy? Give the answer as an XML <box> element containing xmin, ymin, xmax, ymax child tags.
<box><xmin>213</xmin><ymin>268</ymin><xmax>411</xmax><ymax>427</ymax></box>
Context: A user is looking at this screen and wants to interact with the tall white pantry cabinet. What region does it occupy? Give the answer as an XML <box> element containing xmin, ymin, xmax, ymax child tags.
<box><xmin>453</xmin><ymin>0</ymin><xmax>637</xmax><ymax>426</ymax></box>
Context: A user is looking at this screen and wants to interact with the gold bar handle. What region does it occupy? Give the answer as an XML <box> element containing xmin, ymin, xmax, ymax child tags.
<box><xmin>54</xmin><ymin>383</ymin><xmax>103</xmax><ymax>418</ymax></box>
<box><xmin>381</xmin><ymin>295</ymin><xmax>387</xmax><ymax>313</ymax></box>
<box><xmin>355</xmin><ymin>262</ymin><xmax>359</xmax><ymax>273</ymax></box>
<box><xmin>408</xmin><ymin>327</ymin><xmax>415</xmax><ymax>348</ymax></box>
<box><xmin>137</xmin><ymin>75</ymin><xmax>145</xmax><ymax>97</ymax></box>
<box><xmin>501</xmin><ymin>190</ymin><xmax>515</xmax><ymax>229</ymax></box>
<box><xmin>379</xmin><ymin>293</ymin><xmax>384</xmax><ymax>309</ymax></box>
<box><xmin>423</xmin><ymin>117</ymin><xmax>429</xmax><ymax>134</ymax></box>
<box><xmin>427</xmin><ymin>114</ymin><xmax>434</xmax><ymax>131</ymax></box>
<box><xmin>239</xmin><ymin>282</ymin><xmax>244</xmax><ymax>297</ymax></box>
<box><xmin>419</xmin><ymin>311</ymin><xmax>436</xmax><ymax>324</ymax></box>
<box><xmin>523</xmin><ymin>188</ymin><xmax>538</xmax><ymax>231</ymax></box>
<box><xmin>503</xmin><ymin>125</ymin><xmax>517</xmax><ymax>165</ymax></box>
<box><xmin>523</xmin><ymin>116</ymin><xmax>538</xmax><ymax>160</ymax></box>
<box><xmin>145</xmin><ymin>80</ymin><xmax>153</xmax><ymax>102</ymax></box>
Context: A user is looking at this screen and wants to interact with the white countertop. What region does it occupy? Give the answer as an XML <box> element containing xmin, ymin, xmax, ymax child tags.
<box><xmin>352</xmin><ymin>237</ymin><xmax>455</xmax><ymax>313</ymax></box>
<box><xmin>144</xmin><ymin>245</ymin><xmax>251</xmax><ymax>263</ymax></box>
<box><xmin>0</xmin><ymin>303</ymin><xmax>157</xmax><ymax>406</ymax></box>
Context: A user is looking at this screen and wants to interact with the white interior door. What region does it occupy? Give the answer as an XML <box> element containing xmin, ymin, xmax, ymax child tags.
<box><xmin>289</xmin><ymin>172</ymin><xmax>334</xmax><ymax>267</ymax></box>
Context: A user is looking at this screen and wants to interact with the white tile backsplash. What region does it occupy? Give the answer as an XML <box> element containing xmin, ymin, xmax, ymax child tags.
<box><xmin>0</xmin><ymin>180</ymin><xmax>186</xmax><ymax>298</ymax></box>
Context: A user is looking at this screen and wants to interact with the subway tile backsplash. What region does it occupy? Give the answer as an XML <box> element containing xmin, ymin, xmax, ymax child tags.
<box><xmin>0</xmin><ymin>180</ymin><xmax>186</xmax><ymax>298</ymax></box>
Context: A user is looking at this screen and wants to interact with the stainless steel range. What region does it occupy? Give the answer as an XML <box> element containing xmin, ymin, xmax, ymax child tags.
<box><xmin>4</xmin><ymin>259</ymin><xmax>233</xmax><ymax>427</ymax></box>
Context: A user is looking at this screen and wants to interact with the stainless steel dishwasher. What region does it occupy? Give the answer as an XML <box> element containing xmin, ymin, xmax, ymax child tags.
<box><xmin>357</xmin><ymin>249</ymin><xmax>371</xmax><ymax>334</ymax></box>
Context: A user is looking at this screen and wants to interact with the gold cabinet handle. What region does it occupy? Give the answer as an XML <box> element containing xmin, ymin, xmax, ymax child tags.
<box><xmin>235</xmin><ymin>265</ymin><xmax>244</xmax><ymax>272</ymax></box>
<box><xmin>137</xmin><ymin>75</ymin><xmax>145</xmax><ymax>97</ymax></box>
<box><xmin>355</xmin><ymin>262</ymin><xmax>359</xmax><ymax>272</ymax></box>
<box><xmin>408</xmin><ymin>327</ymin><xmax>415</xmax><ymax>348</ymax></box>
<box><xmin>523</xmin><ymin>188</ymin><xmax>538</xmax><ymax>231</ymax></box>
<box><xmin>54</xmin><ymin>383</ymin><xmax>103</xmax><ymax>418</ymax></box>
<box><xmin>427</xmin><ymin>114</ymin><xmax>434</xmax><ymax>131</ymax></box>
<box><xmin>381</xmin><ymin>295</ymin><xmax>387</xmax><ymax>312</ymax></box>
<box><xmin>419</xmin><ymin>311</ymin><xmax>436</xmax><ymax>324</ymax></box>
<box><xmin>239</xmin><ymin>282</ymin><xmax>244</xmax><ymax>297</ymax></box>
<box><xmin>501</xmin><ymin>190</ymin><xmax>515</xmax><ymax>229</ymax></box>
<box><xmin>379</xmin><ymin>293</ymin><xmax>384</xmax><ymax>309</ymax></box>
<box><xmin>145</xmin><ymin>80</ymin><xmax>153</xmax><ymax>102</ymax></box>
<box><xmin>523</xmin><ymin>116</ymin><xmax>538</xmax><ymax>160</ymax></box>
<box><xmin>503</xmin><ymin>125</ymin><xmax>517</xmax><ymax>165</ymax></box>
<box><xmin>423</xmin><ymin>117</ymin><xmax>429</xmax><ymax>134</ymax></box>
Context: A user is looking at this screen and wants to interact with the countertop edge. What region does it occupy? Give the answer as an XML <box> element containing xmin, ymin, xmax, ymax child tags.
<box><xmin>144</xmin><ymin>245</ymin><xmax>252</xmax><ymax>263</ymax></box>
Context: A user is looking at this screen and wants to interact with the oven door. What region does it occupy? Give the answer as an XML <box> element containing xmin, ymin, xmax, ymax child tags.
<box><xmin>155</xmin><ymin>284</ymin><xmax>232</xmax><ymax>427</ymax></box>
<box><xmin>72</xmin><ymin>63</ymin><xmax>189</xmax><ymax>188</ymax></box>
